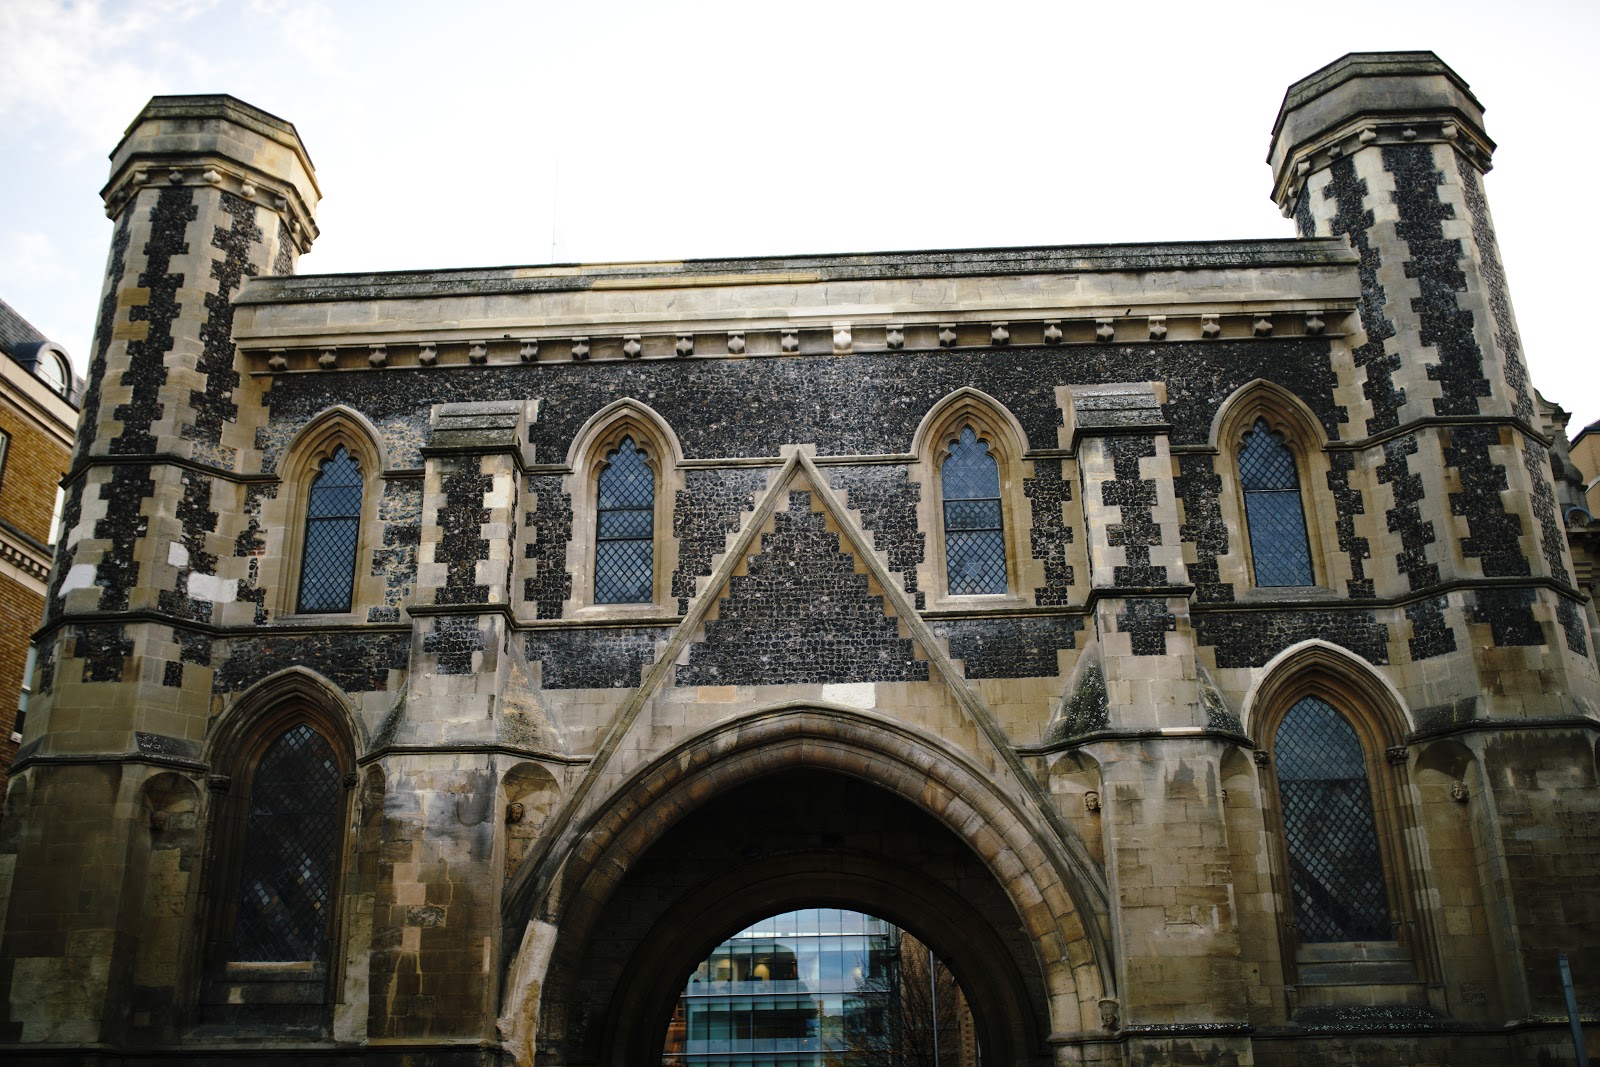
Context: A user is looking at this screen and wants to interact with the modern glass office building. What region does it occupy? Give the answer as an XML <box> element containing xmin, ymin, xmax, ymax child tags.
<box><xmin>661</xmin><ymin>908</ymin><xmax>901</xmax><ymax>1066</ymax></box>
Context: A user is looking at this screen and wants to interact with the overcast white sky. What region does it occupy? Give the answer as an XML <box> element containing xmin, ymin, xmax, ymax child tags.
<box><xmin>1</xmin><ymin>0</ymin><xmax>1595</xmax><ymax>430</ymax></box>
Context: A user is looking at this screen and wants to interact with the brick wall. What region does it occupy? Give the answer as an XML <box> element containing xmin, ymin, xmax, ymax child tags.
<box><xmin>0</xmin><ymin>579</ymin><xmax>43</xmax><ymax>789</ymax></box>
<box><xmin>0</xmin><ymin>391</ymin><xmax>73</xmax><ymax>802</ymax></box>
<box><xmin>0</xmin><ymin>397</ymin><xmax>69</xmax><ymax>543</ymax></box>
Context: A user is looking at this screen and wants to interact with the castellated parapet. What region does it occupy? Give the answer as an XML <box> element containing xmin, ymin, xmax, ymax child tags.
<box><xmin>0</xmin><ymin>54</ymin><xmax>1596</xmax><ymax>1067</ymax></box>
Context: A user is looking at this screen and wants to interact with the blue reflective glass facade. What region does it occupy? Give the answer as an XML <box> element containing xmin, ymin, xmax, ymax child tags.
<box><xmin>662</xmin><ymin>909</ymin><xmax>899</xmax><ymax>1065</ymax></box>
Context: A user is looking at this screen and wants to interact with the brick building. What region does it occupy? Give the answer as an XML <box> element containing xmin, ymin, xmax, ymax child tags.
<box><xmin>1570</xmin><ymin>419</ymin><xmax>1600</xmax><ymax>517</ymax></box>
<box><xmin>0</xmin><ymin>52</ymin><xmax>1597</xmax><ymax>1066</ymax></box>
<box><xmin>0</xmin><ymin>299</ymin><xmax>78</xmax><ymax>800</ymax></box>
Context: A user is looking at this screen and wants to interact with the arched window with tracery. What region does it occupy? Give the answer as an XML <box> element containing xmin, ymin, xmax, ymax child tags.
<box><xmin>232</xmin><ymin>722</ymin><xmax>343</xmax><ymax>962</ymax></box>
<box><xmin>941</xmin><ymin>426</ymin><xmax>1006</xmax><ymax>595</ymax></box>
<box><xmin>594</xmin><ymin>436</ymin><xmax>655</xmax><ymax>604</ymax></box>
<box><xmin>1274</xmin><ymin>695</ymin><xmax>1391</xmax><ymax>942</ymax></box>
<box><xmin>1238</xmin><ymin>417</ymin><xmax>1314</xmax><ymax>587</ymax></box>
<box><xmin>297</xmin><ymin>445</ymin><xmax>364</xmax><ymax>613</ymax></box>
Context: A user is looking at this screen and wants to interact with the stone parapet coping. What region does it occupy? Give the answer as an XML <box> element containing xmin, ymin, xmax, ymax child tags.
<box><xmin>238</xmin><ymin>238</ymin><xmax>1356</xmax><ymax>305</ymax></box>
<box><xmin>1274</xmin><ymin>51</ymin><xmax>1480</xmax><ymax>135</ymax></box>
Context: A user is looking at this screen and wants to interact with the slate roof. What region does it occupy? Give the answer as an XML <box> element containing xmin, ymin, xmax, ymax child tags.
<box><xmin>0</xmin><ymin>296</ymin><xmax>83</xmax><ymax>408</ymax></box>
<box><xmin>0</xmin><ymin>296</ymin><xmax>48</xmax><ymax>358</ymax></box>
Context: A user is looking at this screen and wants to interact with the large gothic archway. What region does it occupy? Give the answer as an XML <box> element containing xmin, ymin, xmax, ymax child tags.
<box><xmin>499</xmin><ymin>706</ymin><xmax>1112</xmax><ymax>1065</ymax></box>
<box><xmin>592</xmin><ymin>775</ymin><xmax>1048</xmax><ymax>1064</ymax></box>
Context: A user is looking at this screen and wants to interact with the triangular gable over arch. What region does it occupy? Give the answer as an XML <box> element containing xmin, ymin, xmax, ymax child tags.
<box><xmin>506</xmin><ymin>445</ymin><xmax>1113</xmax><ymax>984</ymax></box>
<box><xmin>677</xmin><ymin>483</ymin><xmax>930</xmax><ymax>687</ymax></box>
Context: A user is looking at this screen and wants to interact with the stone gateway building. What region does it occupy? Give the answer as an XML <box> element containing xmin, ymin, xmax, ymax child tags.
<box><xmin>0</xmin><ymin>51</ymin><xmax>1596</xmax><ymax>1066</ymax></box>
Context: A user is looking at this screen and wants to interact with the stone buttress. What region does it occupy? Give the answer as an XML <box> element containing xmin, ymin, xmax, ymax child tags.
<box><xmin>1062</xmin><ymin>382</ymin><xmax>1254</xmax><ymax>1064</ymax></box>
<box><xmin>365</xmin><ymin>400</ymin><xmax>532</xmax><ymax>1040</ymax></box>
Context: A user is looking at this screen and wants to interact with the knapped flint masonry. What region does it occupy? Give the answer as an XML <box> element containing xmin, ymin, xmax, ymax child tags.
<box><xmin>1</xmin><ymin>52</ymin><xmax>1597</xmax><ymax>1066</ymax></box>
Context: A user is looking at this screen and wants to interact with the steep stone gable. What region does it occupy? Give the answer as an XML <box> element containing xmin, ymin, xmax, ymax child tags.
<box><xmin>826</xmin><ymin>464</ymin><xmax>924</xmax><ymax>608</ymax></box>
<box><xmin>677</xmin><ymin>490</ymin><xmax>928</xmax><ymax>686</ymax></box>
<box><xmin>672</xmin><ymin>467</ymin><xmax>767</xmax><ymax>615</ymax></box>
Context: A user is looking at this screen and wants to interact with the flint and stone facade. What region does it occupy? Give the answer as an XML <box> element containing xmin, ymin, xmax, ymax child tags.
<box><xmin>1</xmin><ymin>52</ymin><xmax>1596</xmax><ymax>1066</ymax></box>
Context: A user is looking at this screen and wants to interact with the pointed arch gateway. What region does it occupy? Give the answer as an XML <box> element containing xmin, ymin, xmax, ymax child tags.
<box><xmin>499</xmin><ymin>704</ymin><xmax>1114</xmax><ymax>1066</ymax></box>
<box><xmin>498</xmin><ymin>451</ymin><xmax>1111</xmax><ymax>1064</ymax></box>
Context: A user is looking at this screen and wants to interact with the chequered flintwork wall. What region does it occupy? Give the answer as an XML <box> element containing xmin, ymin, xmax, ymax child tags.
<box><xmin>2</xmin><ymin>54</ymin><xmax>1598</xmax><ymax>1067</ymax></box>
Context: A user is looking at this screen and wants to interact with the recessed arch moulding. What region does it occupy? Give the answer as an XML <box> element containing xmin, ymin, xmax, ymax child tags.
<box><xmin>497</xmin><ymin>704</ymin><xmax>1115</xmax><ymax>1066</ymax></box>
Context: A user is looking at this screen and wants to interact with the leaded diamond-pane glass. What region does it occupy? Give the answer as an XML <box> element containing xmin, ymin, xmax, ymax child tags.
<box><xmin>1275</xmin><ymin>697</ymin><xmax>1391</xmax><ymax>942</ymax></box>
<box><xmin>595</xmin><ymin>437</ymin><xmax>654</xmax><ymax>603</ymax></box>
<box><xmin>1239</xmin><ymin>419</ymin><xmax>1314</xmax><ymax>587</ymax></box>
<box><xmin>297</xmin><ymin>446</ymin><xmax>363</xmax><ymax>613</ymax></box>
<box><xmin>942</xmin><ymin>427</ymin><xmax>1007</xmax><ymax>594</ymax></box>
<box><xmin>233</xmin><ymin>723</ymin><xmax>340</xmax><ymax>963</ymax></box>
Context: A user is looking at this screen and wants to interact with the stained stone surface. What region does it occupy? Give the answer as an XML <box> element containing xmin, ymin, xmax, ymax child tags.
<box><xmin>7</xmin><ymin>63</ymin><xmax>1599</xmax><ymax>1067</ymax></box>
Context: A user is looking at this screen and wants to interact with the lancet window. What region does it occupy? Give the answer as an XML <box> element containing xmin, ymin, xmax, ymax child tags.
<box><xmin>232</xmin><ymin>723</ymin><xmax>342</xmax><ymax>962</ymax></box>
<box><xmin>1238</xmin><ymin>418</ymin><xmax>1314</xmax><ymax>587</ymax></box>
<box><xmin>941</xmin><ymin>426</ymin><xmax>1007</xmax><ymax>595</ymax></box>
<box><xmin>594</xmin><ymin>436</ymin><xmax>655</xmax><ymax>604</ymax></box>
<box><xmin>297</xmin><ymin>445</ymin><xmax>364</xmax><ymax>613</ymax></box>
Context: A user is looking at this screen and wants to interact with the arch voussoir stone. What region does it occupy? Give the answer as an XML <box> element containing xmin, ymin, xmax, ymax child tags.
<box><xmin>509</xmin><ymin>704</ymin><xmax>1113</xmax><ymax>1058</ymax></box>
